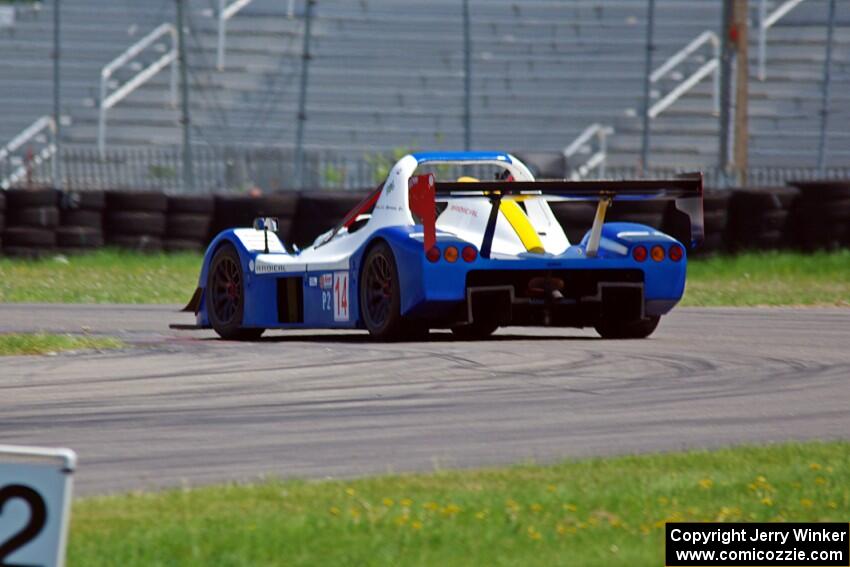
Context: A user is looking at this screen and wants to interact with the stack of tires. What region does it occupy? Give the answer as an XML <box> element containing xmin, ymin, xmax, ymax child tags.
<box><xmin>104</xmin><ymin>191</ymin><xmax>168</xmax><ymax>252</ymax></box>
<box><xmin>0</xmin><ymin>192</ymin><xmax>5</xmax><ymax>251</ymax></box>
<box><xmin>58</xmin><ymin>190</ymin><xmax>105</xmax><ymax>254</ymax></box>
<box><xmin>165</xmin><ymin>195</ymin><xmax>214</xmax><ymax>252</ymax></box>
<box><xmin>789</xmin><ymin>181</ymin><xmax>850</xmax><ymax>250</ymax></box>
<box><xmin>2</xmin><ymin>188</ymin><xmax>59</xmax><ymax>257</ymax></box>
<box><xmin>290</xmin><ymin>190</ymin><xmax>369</xmax><ymax>248</ymax></box>
<box><xmin>663</xmin><ymin>189</ymin><xmax>731</xmax><ymax>255</ymax></box>
<box><xmin>212</xmin><ymin>192</ymin><xmax>299</xmax><ymax>246</ymax></box>
<box><xmin>727</xmin><ymin>187</ymin><xmax>798</xmax><ymax>251</ymax></box>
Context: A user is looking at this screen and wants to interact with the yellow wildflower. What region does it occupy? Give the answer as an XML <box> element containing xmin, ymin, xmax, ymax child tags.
<box><xmin>345</xmin><ymin>487</ymin><xmax>356</xmax><ymax>497</ymax></box>
<box><xmin>527</xmin><ymin>526</ymin><xmax>542</xmax><ymax>541</ymax></box>
<box><xmin>809</xmin><ymin>463</ymin><xmax>822</xmax><ymax>471</ymax></box>
<box><xmin>400</xmin><ymin>498</ymin><xmax>413</xmax><ymax>507</ymax></box>
<box><xmin>563</xmin><ymin>503</ymin><xmax>578</xmax><ymax>512</ymax></box>
<box><xmin>382</xmin><ymin>497</ymin><xmax>394</xmax><ymax>507</ymax></box>
<box><xmin>475</xmin><ymin>511</ymin><xmax>487</xmax><ymax>520</ymax></box>
<box><xmin>329</xmin><ymin>506</ymin><xmax>340</xmax><ymax>516</ymax></box>
<box><xmin>800</xmin><ymin>498</ymin><xmax>813</xmax><ymax>508</ymax></box>
<box><xmin>530</xmin><ymin>503</ymin><xmax>543</xmax><ymax>513</ymax></box>
<box><xmin>411</xmin><ymin>520</ymin><xmax>423</xmax><ymax>530</ymax></box>
<box><xmin>698</xmin><ymin>478</ymin><xmax>713</xmax><ymax>490</ymax></box>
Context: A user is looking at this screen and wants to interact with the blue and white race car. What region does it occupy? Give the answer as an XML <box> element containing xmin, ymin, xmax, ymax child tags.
<box><xmin>183</xmin><ymin>152</ymin><xmax>703</xmax><ymax>340</ymax></box>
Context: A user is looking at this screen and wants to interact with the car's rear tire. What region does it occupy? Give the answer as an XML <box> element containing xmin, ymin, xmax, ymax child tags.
<box><xmin>359</xmin><ymin>241</ymin><xmax>410</xmax><ymax>340</ymax></box>
<box><xmin>206</xmin><ymin>243</ymin><xmax>264</xmax><ymax>341</ymax></box>
<box><xmin>451</xmin><ymin>322</ymin><xmax>499</xmax><ymax>340</ymax></box>
<box><xmin>595</xmin><ymin>315</ymin><xmax>660</xmax><ymax>339</ymax></box>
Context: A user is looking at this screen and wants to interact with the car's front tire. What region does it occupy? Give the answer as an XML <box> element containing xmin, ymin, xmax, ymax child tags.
<box><xmin>206</xmin><ymin>243</ymin><xmax>265</xmax><ymax>341</ymax></box>
<box><xmin>595</xmin><ymin>315</ymin><xmax>660</xmax><ymax>339</ymax></box>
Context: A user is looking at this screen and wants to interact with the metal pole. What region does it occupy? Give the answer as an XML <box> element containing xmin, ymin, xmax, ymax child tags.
<box><xmin>733</xmin><ymin>0</ymin><xmax>749</xmax><ymax>176</ymax></box>
<box><xmin>817</xmin><ymin>0</ymin><xmax>836</xmax><ymax>175</ymax></box>
<box><xmin>294</xmin><ymin>0</ymin><xmax>315</xmax><ymax>189</ymax></box>
<box><xmin>640</xmin><ymin>0</ymin><xmax>656</xmax><ymax>171</ymax></box>
<box><xmin>52</xmin><ymin>0</ymin><xmax>61</xmax><ymax>189</ymax></box>
<box><xmin>718</xmin><ymin>0</ymin><xmax>734</xmax><ymax>172</ymax></box>
<box><xmin>176</xmin><ymin>0</ymin><xmax>195</xmax><ymax>191</ymax></box>
<box><xmin>758</xmin><ymin>0</ymin><xmax>767</xmax><ymax>80</ymax></box>
<box><xmin>462</xmin><ymin>0</ymin><xmax>471</xmax><ymax>151</ymax></box>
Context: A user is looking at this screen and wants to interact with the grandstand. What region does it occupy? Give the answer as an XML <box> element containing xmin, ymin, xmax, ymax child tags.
<box><xmin>0</xmin><ymin>0</ymin><xmax>848</xmax><ymax>189</ymax></box>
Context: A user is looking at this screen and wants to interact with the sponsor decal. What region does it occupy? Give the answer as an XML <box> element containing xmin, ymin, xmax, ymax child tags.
<box><xmin>450</xmin><ymin>204</ymin><xmax>479</xmax><ymax>217</ymax></box>
<box><xmin>333</xmin><ymin>271</ymin><xmax>349</xmax><ymax>321</ymax></box>
<box><xmin>320</xmin><ymin>274</ymin><xmax>333</xmax><ymax>290</ymax></box>
<box><xmin>308</xmin><ymin>276</ymin><xmax>318</xmax><ymax>287</ymax></box>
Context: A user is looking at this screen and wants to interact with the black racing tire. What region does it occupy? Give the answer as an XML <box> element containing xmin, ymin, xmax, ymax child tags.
<box><xmin>60</xmin><ymin>190</ymin><xmax>105</xmax><ymax>211</ymax></box>
<box><xmin>0</xmin><ymin>214</ymin><xmax>5</xmax><ymax>232</ymax></box>
<box><xmin>451</xmin><ymin>322</ymin><xmax>499</xmax><ymax>340</ymax></box>
<box><xmin>56</xmin><ymin>226</ymin><xmax>104</xmax><ymax>248</ymax></box>
<box><xmin>9</xmin><ymin>206</ymin><xmax>59</xmax><ymax>228</ymax></box>
<box><xmin>105</xmin><ymin>211</ymin><xmax>167</xmax><ymax>236</ymax></box>
<box><xmin>0</xmin><ymin>192</ymin><xmax>5</xmax><ymax>211</ymax></box>
<box><xmin>164</xmin><ymin>238</ymin><xmax>205</xmax><ymax>253</ymax></box>
<box><xmin>206</xmin><ymin>243</ymin><xmax>264</xmax><ymax>340</ymax></box>
<box><xmin>359</xmin><ymin>241</ymin><xmax>408</xmax><ymax>340</ymax></box>
<box><xmin>167</xmin><ymin>195</ymin><xmax>215</xmax><ymax>215</ymax></box>
<box><xmin>6</xmin><ymin>188</ymin><xmax>58</xmax><ymax>208</ymax></box>
<box><xmin>60</xmin><ymin>209</ymin><xmax>102</xmax><ymax>229</ymax></box>
<box><xmin>106</xmin><ymin>235</ymin><xmax>163</xmax><ymax>252</ymax></box>
<box><xmin>105</xmin><ymin>191</ymin><xmax>168</xmax><ymax>213</ymax></box>
<box><xmin>595</xmin><ymin>315</ymin><xmax>660</xmax><ymax>339</ymax></box>
<box><xmin>3</xmin><ymin>227</ymin><xmax>56</xmax><ymax>247</ymax></box>
<box><xmin>167</xmin><ymin>213</ymin><xmax>212</xmax><ymax>240</ymax></box>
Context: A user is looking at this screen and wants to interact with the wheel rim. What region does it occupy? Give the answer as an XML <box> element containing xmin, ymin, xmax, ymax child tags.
<box><xmin>211</xmin><ymin>256</ymin><xmax>241</xmax><ymax>324</ymax></box>
<box><xmin>364</xmin><ymin>252</ymin><xmax>393</xmax><ymax>327</ymax></box>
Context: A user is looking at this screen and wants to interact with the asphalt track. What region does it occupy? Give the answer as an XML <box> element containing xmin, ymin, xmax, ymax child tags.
<box><xmin>1</xmin><ymin>304</ymin><xmax>849</xmax><ymax>496</ymax></box>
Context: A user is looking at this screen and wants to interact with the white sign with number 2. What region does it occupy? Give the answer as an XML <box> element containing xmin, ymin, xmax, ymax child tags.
<box><xmin>0</xmin><ymin>446</ymin><xmax>76</xmax><ymax>567</ymax></box>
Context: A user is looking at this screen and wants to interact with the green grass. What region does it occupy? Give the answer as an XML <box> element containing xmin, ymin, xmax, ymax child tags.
<box><xmin>0</xmin><ymin>332</ymin><xmax>123</xmax><ymax>355</ymax></box>
<box><xmin>0</xmin><ymin>249</ymin><xmax>848</xmax><ymax>307</ymax></box>
<box><xmin>68</xmin><ymin>442</ymin><xmax>850</xmax><ymax>567</ymax></box>
<box><xmin>682</xmin><ymin>250</ymin><xmax>850</xmax><ymax>307</ymax></box>
<box><xmin>0</xmin><ymin>249</ymin><xmax>201</xmax><ymax>304</ymax></box>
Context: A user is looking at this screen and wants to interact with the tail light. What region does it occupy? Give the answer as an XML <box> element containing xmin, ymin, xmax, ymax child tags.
<box><xmin>462</xmin><ymin>245</ymin><xmax>477</xmax><ymax>262</ymax></box>
<box><xmin>632</xmin><ymin>245</ymin><xmax>647</xmax><ymax>262</ymax></box>
<box><xmin>651</xmin><ymin>245</ymin><xmax>665</xmax><ymax>262</ymax></box>
<box><xmin>426</xmin><ymin>246</ymin><xmax>441</xmax><ymax>263</ymax></box>
<box><xmin>444</xmin><ymin>245</ymin><xmax>459</xmax><ymax>263</ymax></box>
<box><xmin>669</xmin><ymin>244</ymin><xmax>683</xmax><ymax>262</ymax></box>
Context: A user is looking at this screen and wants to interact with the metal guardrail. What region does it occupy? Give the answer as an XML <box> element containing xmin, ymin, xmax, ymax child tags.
<box><xmin>649</xmin><ymin>30</ymin><xmax>720</xmax><ymax>119</ymax></box>
<box><xmin>8</xmin><ymin>145</ymin><xmax>850</xmax><ymax>192</ymax></box>
<box><xmin>758</xmin><ymin>0</ymin><xmax>808</xmax><ymax>81</ymax></box>
<box><xmin>98</xmin><ymin>23</ymin><xmax>178</xmax><ymax>156</ymax></box>
<box><xmin>0</xmin><ymin>116</ymin><xmax>56</xmax><ymax>189</ymax></box>
<box><xmin>217</xmin><ymin>0</ymin><xmax>254</xmax><ymax>70</ymax></box>
<box><xmin>563</xmin><ymin>124</ymin><xmax>614</xmax><ymax>180</ymax></box>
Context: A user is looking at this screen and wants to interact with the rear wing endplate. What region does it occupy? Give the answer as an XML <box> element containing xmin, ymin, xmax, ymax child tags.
<box><xmin>409</xmin><ymin>173</ymin><xmax>704</xmax><ymax>257</ymax></box>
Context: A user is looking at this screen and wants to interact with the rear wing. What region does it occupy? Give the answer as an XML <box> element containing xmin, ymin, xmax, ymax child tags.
<box><xmin>409</xmin><ymin>172</ymin><xmax>704</xmax><ymax>257</ymax></box>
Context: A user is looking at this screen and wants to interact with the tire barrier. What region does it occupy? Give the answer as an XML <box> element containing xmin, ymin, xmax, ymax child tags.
<box><xmin>104</xmin><ymin>191</ymin><xmax>168</xmax><ymax>253</ymax></box>
<box><xmin>58</xmin><ymin>190</ymin><xmax>105</xmax><ymax>254</ymax></box>
<box><xmin>166</xmin><ymin>195</ymin><xmax>214</xmax><ymax>252</ymax></box>
<box><xmin>727</xmin><ymin>186</ymin><xmax>799</xmax><ymax>252</ymax></box>
<box><xmin>789</xmin><ymin>181</ymin><xmax>850</xmax><ymax>251</ymax></box>
<box><xmin>2</xmin><ymin>188</ymin><xmax>59</xmax><ymax>257</ymax></box>
<box><xmin>1</xmin><ymin>183</ymin><xmax>848</xmax><ymax>257</ymax></box>
<box><xmin>211</xmin><ymin>192</ymin><xmax>298</xmax><ymax>247</ymax></box>
<box><xmin>289</xmin><ymin>190</ymin><xmax>370</xmax><ymax>249</ymax></box>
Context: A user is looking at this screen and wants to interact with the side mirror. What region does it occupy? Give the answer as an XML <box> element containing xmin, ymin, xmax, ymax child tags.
<box><xmin>253</xmin><ymin>217</ymin><xmax>279</xmax><ymax>232</ymax></box>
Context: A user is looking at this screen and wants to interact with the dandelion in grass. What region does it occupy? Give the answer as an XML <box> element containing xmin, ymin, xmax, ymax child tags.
<box><xmin>424</xmin><ymin>501</ymin><xmax>439</xmax><ymax>512</ymax></box>
<box><xmin>563</xmin><ymin>503</ymin><xmax>577</xmax><ymax>512</ymax></box>
<box><xmin>475</xmin><ymin>511</ymin><xmax>487</xmax><ymax>521</ymax></box>
<box><xmin>800</xmin><ymin>498</ymin><xmax>813</xmax><ymax>508</ymax></box>
<box><xmin>345</xmin><ymin>487</ymin><xmax>356</xmax><ymax>497</ymax></box>
<box><xmin>329</xmin><ymin>506</ymin><xmax>340</xmax><ymax>516</ymax></box>
<box><xmin>698</xmin><ymin>478</ymin><xmax>713</xmax><ymax>489</ymax></box>
<box><xmin>809</xmin><ymin>463</ymin><xmax>822</xmax><ymax>471</ymax></box>
<box><xmin>530</xmin><ymin>503</ymin><xmax>543</xmax><ymax>513</ymax></box>
<box><xmin>400</xmin><ymin>498</ymin><xmax>413</xmax><ymax>508</ymax></box>
<box><xmin>382</xmin><ymin>498</ymin><xmax>394</xmax><ymax>507</ymax></box>
<box><xmin>526</xmin><ymin>526</ymin><xmax>542</xmax><ymax>541</ymax></box>
<box><xmin>411</xmin><ymin>520</ymin><xmax>423</xmax><ymax>531</ymax></box>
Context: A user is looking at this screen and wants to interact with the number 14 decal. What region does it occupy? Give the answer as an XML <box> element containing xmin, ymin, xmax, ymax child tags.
<box><xmin>333</xmin><ymin>272</ymin><xmax>349</xmax><ymax>321</ymax></box>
